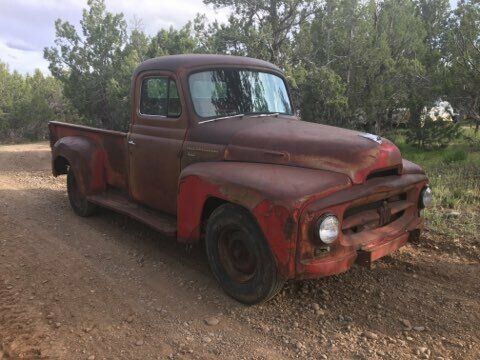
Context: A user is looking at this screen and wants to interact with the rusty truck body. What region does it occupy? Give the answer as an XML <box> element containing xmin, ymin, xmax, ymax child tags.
<box><xmin>49</xmin><ymin>55</ymin><xmax>431</xmax><ymax>304</ymax></box>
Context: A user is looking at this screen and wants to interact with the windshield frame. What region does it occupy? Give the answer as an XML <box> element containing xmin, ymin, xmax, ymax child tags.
<box><xmin>186</xmin><ymin>67</ymin><xmax>295</xmax><ymax>122</ymax></box>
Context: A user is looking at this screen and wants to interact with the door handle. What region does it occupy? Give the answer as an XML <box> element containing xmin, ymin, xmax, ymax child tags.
<box><xmin>128</xmin><ymin>140</ymin><xmax>136</xmax><ymax>146</ymax></box>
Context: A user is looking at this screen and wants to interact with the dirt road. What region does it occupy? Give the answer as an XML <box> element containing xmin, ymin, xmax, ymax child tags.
<box><xmin>0</xmin><ymin>142</ymin><xmax>478</xmax><ymax>359</ymax></box>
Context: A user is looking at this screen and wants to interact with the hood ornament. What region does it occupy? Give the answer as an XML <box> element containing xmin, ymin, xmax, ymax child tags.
<box><xmin>359</xmin><ymin>133</ymin><xmax>382</xmax><ymax>144</ymax></box>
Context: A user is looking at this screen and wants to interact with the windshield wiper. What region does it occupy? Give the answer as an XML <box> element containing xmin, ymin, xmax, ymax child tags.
<box><xmin>244</xmin><ymin>112</ymin><xmax>279</xmax><ymax>118</ymax></box>
<box><xmin>198</xmin><ymin>113</ymin><xmax>245</xmax><ymax>124</ymax></box>
<box><xmin>198</xmin><ymin>112</ymin><xmax>280</xmax><ymax>124</ymax></box>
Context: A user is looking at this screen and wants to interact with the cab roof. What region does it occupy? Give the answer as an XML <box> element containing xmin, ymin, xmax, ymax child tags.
<box><xmin>134</xmin><ymin>54</ymin><xmax>282</xmax><ymax>75</ymax></box>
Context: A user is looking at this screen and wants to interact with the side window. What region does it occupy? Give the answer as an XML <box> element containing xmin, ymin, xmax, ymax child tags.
<box><xmin>140</xmin><ymin>77</ymin><xmax>181</xmax><ymax>117</ymax></box>
<box><xmin>167</xmin><ymin>80</ymin><xmax>181</xmax><ymax>117</ymax></box>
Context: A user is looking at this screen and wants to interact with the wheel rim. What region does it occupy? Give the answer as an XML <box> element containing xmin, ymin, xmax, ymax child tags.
<box><xmin>217</xmin><ymin>226</ymin><xmax>257</xmax><ymax>283</ymax></box>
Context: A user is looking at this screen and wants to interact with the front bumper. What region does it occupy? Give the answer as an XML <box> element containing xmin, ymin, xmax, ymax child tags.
<box><xmin>295</xmin><ymin>174</ymin><xmax>427</xmax><ymax>279</ymax></box>
<box><xmin>298</xmin><ymin>217</ymin><xmax>422</xmax><ymax>279</ymax></box>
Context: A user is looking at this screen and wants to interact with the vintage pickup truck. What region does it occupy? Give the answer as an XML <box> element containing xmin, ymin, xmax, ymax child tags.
<box><xmin>49</xmin><ymin>54</ymin><xmax>432</xmax><ymax>304</ymax></box>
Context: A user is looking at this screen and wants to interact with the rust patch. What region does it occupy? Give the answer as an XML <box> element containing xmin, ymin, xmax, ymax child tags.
<box><xmin>283</xmin><ymin>215</ymin><xmax>296</xmax><ymax>240</ymax></box>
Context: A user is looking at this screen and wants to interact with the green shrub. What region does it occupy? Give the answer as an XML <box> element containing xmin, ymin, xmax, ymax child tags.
<box><xmin>406</xmin><ymin>120</ymin><xmax>462</xmax><ymax>150</ymax></box>
<box><xmin>443</xmin><ymin>149</ymin><xmax>467</xmax><ymax>163</ymax></box>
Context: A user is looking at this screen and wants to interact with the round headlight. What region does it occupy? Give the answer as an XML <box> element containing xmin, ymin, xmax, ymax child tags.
<box><xmin>317</xmin><ymin>215</ymin><xmax>340</xmax><ymax>244</ymax></box>
<box><xmin>420</xmin><ymin>186</ymin><xmax>433</xmax><ymax>208</ymax></box>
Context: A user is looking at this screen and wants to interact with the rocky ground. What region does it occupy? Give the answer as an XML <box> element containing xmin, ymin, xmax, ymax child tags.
<box><xmin>0</xmin><ymin>142</ymin><xmax>478</xmax><ymax>359</ymax></box>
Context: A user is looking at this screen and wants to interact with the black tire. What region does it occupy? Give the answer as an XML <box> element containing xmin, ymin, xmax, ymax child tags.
<box><xmin>67</xmin><ymin>167</ymin><xmax>97</xmax><ymax>217</ymax></box>
<box><xmin>409</xmin><ymin>229</ymin><xmax>421</xmax><ymax>244</ymax></box>
<box><xmin>205</xmin><ymin>204</ymin><xmax>285</xmax><ymax>304</ymax></box>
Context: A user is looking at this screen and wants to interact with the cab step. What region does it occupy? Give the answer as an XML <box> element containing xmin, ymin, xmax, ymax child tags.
<box><xmin>87</xmin><ymin>191</ymin><xmax>177</xmax><ymax>238</ymax></box>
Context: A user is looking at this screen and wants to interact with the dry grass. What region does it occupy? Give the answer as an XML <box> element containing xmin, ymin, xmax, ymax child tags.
<box><xmin>392</xmin><ymin>127</ymin><xmax>480</xmax><ymax>243</ymax></box>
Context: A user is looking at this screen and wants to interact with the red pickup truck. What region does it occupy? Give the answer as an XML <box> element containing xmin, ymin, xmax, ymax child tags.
<box><xmin>49</xmin><ymin>54</ymin><xmax>431</xmax><ymax>304</ymax></box>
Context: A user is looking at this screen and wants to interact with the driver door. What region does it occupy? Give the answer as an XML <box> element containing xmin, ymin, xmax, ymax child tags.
<box><xmin>128</xmin><ymin>71</ymin><xmax>187</xmax><ymax>215</ymax></box>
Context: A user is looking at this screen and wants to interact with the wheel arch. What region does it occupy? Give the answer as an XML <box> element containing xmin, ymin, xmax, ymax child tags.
<box><xmin>200</xmin><ymin>196</ymin><xmax>229</xmax><ymax>234</ymax></box>
<box><xmin>53</xmin><ymin>155</ymin><xmax>70</xmax><ymax>175</ymax></box>
<box><xmin>51</xmin><ymin>136</ymin><xmax>106</xmax><ymax>196</ymax></box>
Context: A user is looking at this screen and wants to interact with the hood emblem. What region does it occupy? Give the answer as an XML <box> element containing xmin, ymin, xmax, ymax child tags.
<box><xmin>359</xmin><ymin>133</ymin><xmax>382</xmax><ymax>144</ymax></box>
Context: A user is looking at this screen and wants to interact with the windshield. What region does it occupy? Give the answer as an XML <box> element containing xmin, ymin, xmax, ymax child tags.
<box><xmin>188</xmin><ymin>69</ymin><xmax>293</xmax><ymax>119</ymax></box>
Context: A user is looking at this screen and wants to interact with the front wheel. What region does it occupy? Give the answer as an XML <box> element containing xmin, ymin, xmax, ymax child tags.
<box><xmin>67</xmin><ymin>168</ymin><xmax>97</xmax><ymax>217</ymax></box>
<box><xmin>205</xmin><ymin>204</ymin><xmax>285</xmax><ymax>304</ymax></box>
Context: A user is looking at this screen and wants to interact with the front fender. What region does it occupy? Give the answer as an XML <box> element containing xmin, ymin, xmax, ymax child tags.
<box><xmin>52</xmin><ymin>136</ymin><xmax>105</xmax><ymax>196</ymax></box>
<box><xmin>177</xmin><ymin>162</ymin><xmax>351</xmax><ymax>279</ymax></box>
<box><xmin>402</xmin><ymin>159</ymin><xmax>425</xmax><ymax>175</ymax></box>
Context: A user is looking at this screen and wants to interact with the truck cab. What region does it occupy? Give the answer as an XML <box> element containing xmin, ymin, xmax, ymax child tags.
<box><xmin>49</xmin><ymin>55</ymin><xmax>431</xmax><ymax>304</ymax></box>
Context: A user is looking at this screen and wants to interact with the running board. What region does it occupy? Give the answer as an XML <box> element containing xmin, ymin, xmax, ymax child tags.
<box><xmin>87</xmin><ymin>192</ymin><xmax>177</xmax><ymax>238</ymax></box>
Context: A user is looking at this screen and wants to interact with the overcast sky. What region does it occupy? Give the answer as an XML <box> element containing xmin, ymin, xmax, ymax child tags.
<box><xmin>0</xmin><ymin>0</ymin><xmax>458</xmax><ymax>75</ymax></box>
<box><xmin>0</xmin><ymin>0</ymin><xmax>228</xmax><ymax>74</ymax></box>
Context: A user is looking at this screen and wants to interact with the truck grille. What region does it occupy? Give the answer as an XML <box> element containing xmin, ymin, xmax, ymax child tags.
<box><xmin>342</xmin><ymin>193</ymin><xmax>411</xmax><ymax>236</ymax></box>
<box><xmin>366</xmin><ymin>167</ymin><xmax>399</xmax><ymax>181</ymax></box>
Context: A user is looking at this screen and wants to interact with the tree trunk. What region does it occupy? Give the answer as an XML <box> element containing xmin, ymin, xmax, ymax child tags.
<box><xmin>269</xmin><ymin>0</ymin><xmax>279</xmax><ymax>64</ymax></box>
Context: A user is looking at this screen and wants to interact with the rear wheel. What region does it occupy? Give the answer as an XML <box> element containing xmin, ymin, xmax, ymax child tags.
<box><xmin>205</xmin><ymin>204</ymin><xmax>285</xmax><ymax>304</ymax></box>
<box><xmin>67</xmin><ymin>168</ymin><xmax>96</xmax><ymax>217</ymax></box>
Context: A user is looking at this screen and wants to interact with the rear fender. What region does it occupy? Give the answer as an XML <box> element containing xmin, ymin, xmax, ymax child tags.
<box><xmin>52</xmin><ymin>136</ymin><xmax>105</xmax><ymax>196</ymax></box>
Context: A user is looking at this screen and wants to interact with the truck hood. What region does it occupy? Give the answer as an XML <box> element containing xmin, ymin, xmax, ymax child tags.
<box><xmin>223</xmin><ymin>117</ymin><xmax>403</xmax><ymax>184</ymax></box>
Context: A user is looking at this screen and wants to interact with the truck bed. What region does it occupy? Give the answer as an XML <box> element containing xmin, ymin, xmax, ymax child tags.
<box><xmin>49</xmin><ymin>121</ymin><xmax>129</xmax><ymax>192</ymax></box>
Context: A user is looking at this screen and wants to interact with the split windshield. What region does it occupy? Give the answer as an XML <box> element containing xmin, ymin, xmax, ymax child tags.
<box><xmin>188</xmin><ymin>69</ymin><xmax>293</xmax><ymax>120</ymax></box>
